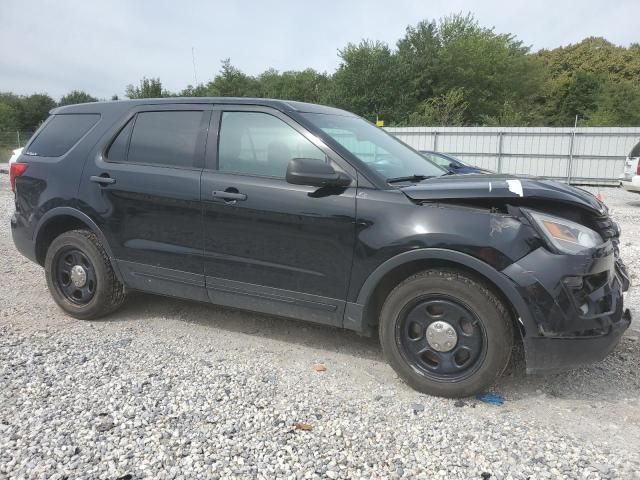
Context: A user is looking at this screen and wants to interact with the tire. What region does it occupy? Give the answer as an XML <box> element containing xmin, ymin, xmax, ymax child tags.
<box><xmin>44</xmin><ymin>229</ymin><xmax>126</xmax><ymax>320</ymax></box>
<box><xmin>379</xmin><ymin>269</ymin><xmax>513</xmax><ymax>398</ymax></box>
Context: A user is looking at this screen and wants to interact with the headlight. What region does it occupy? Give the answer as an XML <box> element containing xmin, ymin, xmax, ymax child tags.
<box><xmin>523</xmin><ymin>209</ymin><xmax>603</xmax><ymax>254</ymax></box>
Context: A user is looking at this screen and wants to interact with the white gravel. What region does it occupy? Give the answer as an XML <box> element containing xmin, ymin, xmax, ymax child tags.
<box><xmin>1</xmin><ymin>174</ymin><xmax>639</xmax><ymax>479</ymax></box>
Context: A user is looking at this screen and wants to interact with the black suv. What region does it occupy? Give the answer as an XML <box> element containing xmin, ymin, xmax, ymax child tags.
<box><xmin>10</xmin><ymin>98</ymin><xmax>632</xmax><ymax>397</ymax></box>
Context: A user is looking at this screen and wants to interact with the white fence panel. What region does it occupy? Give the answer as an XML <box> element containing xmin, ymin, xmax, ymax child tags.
<box><xmin>386</xmin><ymin>127</ymin><xmax>640</xmax><ymax>185</ymax></box>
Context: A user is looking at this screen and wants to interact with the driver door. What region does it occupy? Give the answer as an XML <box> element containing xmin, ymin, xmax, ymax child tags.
<box><xmin>200</xmin><ymin>105</ymin><xmax>358</xmax><ymax>326</ymax></box>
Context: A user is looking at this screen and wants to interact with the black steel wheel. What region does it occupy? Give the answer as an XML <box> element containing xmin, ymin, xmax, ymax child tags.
<box><xmin>45</xmin><ymin>230</ymin><xmax>126</xmax><ymax>319</ymax></box>
<box><xmin>397</xmin><ymin>297</ymin><xmax>486</xmax><ymax>380</ymax></box>
<box><xmin>379</xmin><ymin>269</ymin><xmax>513</xmax><ymax>398</ymax></box>
<box><xmin>54</xmin><ymin>248</ymin><xmax>97</xmax><ymax>304</ymax></box>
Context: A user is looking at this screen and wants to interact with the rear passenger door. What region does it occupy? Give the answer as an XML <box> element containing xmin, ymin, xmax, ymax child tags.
<box><xmin>79</xmin><ymin>104</ymin><xmax>212</xmax><ymax>302</ymax></box>
<box><xmin>200</xmin><ymin>105</ymin><xmax>357</xmax><ymax>326</ymax></box>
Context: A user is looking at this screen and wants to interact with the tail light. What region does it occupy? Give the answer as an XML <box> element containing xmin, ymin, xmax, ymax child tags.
<box><xmin>636</xmin><ymin>160</ymin><xmax>640</xmax><ymax>176</ymax></box>
<box><xmin>9</xmin><ymin>163</ymin><xmax>28</xmax><ymax>193</ymax></box>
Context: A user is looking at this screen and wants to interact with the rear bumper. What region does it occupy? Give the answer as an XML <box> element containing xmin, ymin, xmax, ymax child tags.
<box><xmin>11</xmin><ymin>211</ymin><xmax>37</xmax><ymax>263</ymax></box>
<box><xmin>502</xmin><ymin>244</ymin><xmax>631</xmax><ymax>374</ymax></box>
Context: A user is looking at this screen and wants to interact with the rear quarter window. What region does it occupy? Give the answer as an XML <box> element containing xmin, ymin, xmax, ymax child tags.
<box><xmin>27</xmin><ymin>114</ymin><xmax>100</xmax><ymax>157</ymax></box>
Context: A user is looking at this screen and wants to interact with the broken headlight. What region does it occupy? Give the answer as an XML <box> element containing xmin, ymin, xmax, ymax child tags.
<box><xmin>522</xmin><ymin>209</ymin><xmax>603</xmax><ymax>254</ymax></box>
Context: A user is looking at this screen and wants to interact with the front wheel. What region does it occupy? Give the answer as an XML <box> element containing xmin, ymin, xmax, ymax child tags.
<box><xmin>45</xmin><ymin>230</ymin><xmax>126</xmax><ymax>319</ymax></box>
<box><xmin>379</xmin><ymin>269</ymin><xmax>513</xmax><ymax>398</ymax></box>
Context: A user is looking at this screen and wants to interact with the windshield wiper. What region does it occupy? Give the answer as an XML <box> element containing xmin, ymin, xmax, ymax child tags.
<box><xmin>386</xmin><ymin>174</ymin><xmax>433</xmax><ymax>184</ymax></box>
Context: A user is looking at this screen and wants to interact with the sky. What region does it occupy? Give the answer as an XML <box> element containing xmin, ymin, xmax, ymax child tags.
<box><xmin>1</xmin><ymin>0</ymin><xmax>639</xmax><ymax>100</ymax></box>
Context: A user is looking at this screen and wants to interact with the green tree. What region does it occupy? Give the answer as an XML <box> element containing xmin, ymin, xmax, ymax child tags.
<box><xmin>481</xmin><ymin>100</ymin><xmax>529</xmax><ymax>126</ymax></box>
<box><xmin>0</xmin><ymin>93</ymin><xmax>21</xmax><ymax>131</ymax></box>
<box><xmin>585</xmin><ymin>79</ymin><xmax>640</xmax><ymax>126</ymax></box>
<box><xmin>18</xmin><ymin>94</ymin><xmax>56</xmax><ymax>130</ymax></box>
<box><xmin>396</xmin><ymin>20</ymin><xmax>440</xmax><ymax>110</ymax></box>
<box><xmin>433</xmin><ymin>14</ymin><xmax>541</xmax><ymax>124</ymax></box>
<box><xmin>258</xmin><ymin>69</ymin><xmax>331</xmax><ymax>103</ymax></box>
<box><xmin>406</xmin><ymin>87</ymin><xmax>468</xmax><ymax>126</ymax></box>
<box><xmin>59</xmin><ymin>90</ymin><xmax>98</xmax><ymax>106</ymax></box>
<box><xmin>206</xmin><ymin>59</ymin><xmax>261</xmax><ymax>97</ymax></box>
<box><xmin>544</xmin><ymin>72</ymin><xmax>602</xmax><ymax>125</ymax></box>
<box><xmin>331</xmin><ymin>40</ymin><xmax>411</xmax><ymax>123</ymax></box>
<box><xmin>125</xmin><ymin>77</ymin><xmax>166</xmax><ymax>99</ymax></box>
<box><xmin>180</xmin><ymin>84</ymin><xmax>209</xmax><ymax>97</ymax></box>
<box><xmin>534</xmin><ymin>38</ymin><xmax>640</xmax><ymax>126</ymax></box>
<box><xmin>535</xmin><ymin>37</ymin><xmax>640</xmax><ymax>81</ymax></box>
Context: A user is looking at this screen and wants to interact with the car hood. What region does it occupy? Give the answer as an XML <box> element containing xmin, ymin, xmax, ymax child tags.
<box><xmin>400</xmin><ymin>174</ymin><xmax>606</xmax><ymax>215</ymax></box>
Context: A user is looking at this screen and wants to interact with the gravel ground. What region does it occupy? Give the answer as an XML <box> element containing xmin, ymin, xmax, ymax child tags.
<box><xmin>1</xmin><ymin>174</ymin><xmax>639</xmax><ymax>479</ymax></box>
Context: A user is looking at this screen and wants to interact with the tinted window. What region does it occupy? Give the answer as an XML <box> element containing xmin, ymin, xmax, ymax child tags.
<box><xmin>127</xmin><ymin>111</ymin><xmax>204</xmax><ymax>168</ymax></box>
<box><xmin>218</xmin><ymin>112</ymin><xmax>326</xmax><ymax>177</ymax></box>
<box><xmin>27</xmin><ymin>114</ymin><xmax>100</xmax><ymax>157</ymax></box>
<box><xmin>106</xmin><ymin>119</ymin><xmax>134</xmax><ymax>162</ymax></box>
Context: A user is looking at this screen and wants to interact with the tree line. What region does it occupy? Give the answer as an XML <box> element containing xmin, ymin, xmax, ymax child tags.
<box><xmin>2</xmin><ymin>14</ymin><xmax>639</xmax><ymax>134</ymax></box>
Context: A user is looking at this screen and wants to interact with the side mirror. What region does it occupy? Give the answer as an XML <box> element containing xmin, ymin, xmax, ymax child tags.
<box><xmin>449</xmin><ymin>162</ymin><xmax>460</xmax><ymax>169</ymax></box>
<box><xmin>286</xmin><ymin>158</ymin><xmax>351</xmax><ymax>188</ymax></box>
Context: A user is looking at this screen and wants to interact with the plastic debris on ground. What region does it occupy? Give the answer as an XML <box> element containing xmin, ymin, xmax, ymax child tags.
<box><xmin>475</xmin><ymin>392</ymin><xmax>505</xmax><ymax>406</ymax></box>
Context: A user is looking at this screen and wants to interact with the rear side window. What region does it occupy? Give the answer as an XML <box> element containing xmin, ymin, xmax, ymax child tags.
<box><xmin>125</xmin><ymin>111</ymin><xmax>204</xmax><ymax>168</ymax></box>
<box><xmin>27</xmin><ymin>114</ymin><xmax>100</xmax><ymax>157</ymax></box>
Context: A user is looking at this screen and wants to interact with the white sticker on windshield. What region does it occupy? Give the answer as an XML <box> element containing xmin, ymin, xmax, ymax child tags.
<box><xmin>506</xmin><ymin>179</ymin><xmax>524</xmax><ymax>197</ymax></box>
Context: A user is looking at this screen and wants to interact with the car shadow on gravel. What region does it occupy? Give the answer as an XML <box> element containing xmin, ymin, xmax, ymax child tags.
<box><xmin>105</xmin><ymin>291</ymin><xmax>384</xmax><ymax>362</ymax></box>
<box><xmin>95</xmin><ymin>292</ymin><xmax>640</xmax><ymax>400</ymax></box>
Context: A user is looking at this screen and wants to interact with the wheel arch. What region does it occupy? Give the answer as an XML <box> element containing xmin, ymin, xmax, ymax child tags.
<box><xmin>34</xmin><ymin>207</ymin><xmax>123</xmax><ymax>282</ymax></box>
<box><xmin>349</xmin><ymin>248</ymin><xmax>535</xmax><ymax>339</ymax></box>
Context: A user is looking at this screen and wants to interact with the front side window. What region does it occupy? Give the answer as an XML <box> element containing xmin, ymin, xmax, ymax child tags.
<box><xmin>218</xmin><ymin>111</ymin><xmax>326</xmax><ymax>178</ymax></box>
<box><xmin>302</xmin><ymin>113</ymin><xmax>446</xmax><ymax>180</ymax></box>
<box><xmin>124</xmin><ymin>111</ymin><xmax>204</xmax><ymax>168</ymax></box>
<box><xmin>27</xmin><ymin>114</ymin><xmax>100</xmax><ymax>157</ymax></box>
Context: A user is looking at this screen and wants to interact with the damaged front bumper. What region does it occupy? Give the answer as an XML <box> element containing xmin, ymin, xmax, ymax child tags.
<box><xmin>502</xmin><ymin>243</ymin><xmax>632</xmax><ymax>373</ymax></box>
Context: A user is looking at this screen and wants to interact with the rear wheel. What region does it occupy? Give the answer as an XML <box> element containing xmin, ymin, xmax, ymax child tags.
<box><xmin>45</xmin><ymin>230</ymin><xmax>125</xmax><ymax>319</ymax></box>
<box><xmin>379</xmin><ymin>269</ymin><xmax>513</xmax><ymax>398</ymax></box>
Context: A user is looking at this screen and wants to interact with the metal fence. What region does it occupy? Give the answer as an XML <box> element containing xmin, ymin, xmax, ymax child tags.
<box><xmin>0</xmin><ymin>131</ymin><xmax>34</xmax><ymax>162</ymax></box>
<box><xmin>386</xmin><ymin>126</ymin><xmax>640</xmax><ymax>185</ymax></box>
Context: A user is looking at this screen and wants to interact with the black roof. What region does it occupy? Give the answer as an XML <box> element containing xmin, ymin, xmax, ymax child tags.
<box><xmin>52</xmin><ymin>97</ymin><xmax>355</xmax><ymax>117</ymax></box>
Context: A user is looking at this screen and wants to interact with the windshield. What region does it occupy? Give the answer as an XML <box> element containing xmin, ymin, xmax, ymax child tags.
<box><xmin>302</xmin><ymin>113</ymin><xmax>446</xmax><ymax>180</ymax></box>
<box><xmin>421</xmin><ymin>151</ymin><xmax>455</xmax><ymax>168</ymax></box>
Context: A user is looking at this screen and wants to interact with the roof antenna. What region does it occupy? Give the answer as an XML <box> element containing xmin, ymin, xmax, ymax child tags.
<box><xmin>191</xmin><ymin>47</ymin><xmax>199</xmax><ymax>85</ymax></box>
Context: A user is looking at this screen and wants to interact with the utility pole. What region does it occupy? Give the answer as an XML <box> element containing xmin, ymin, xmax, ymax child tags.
<box><xmin>567</xmin><ymin>115</ymin><xmax>578</xmax><ymax>183</ymax></box>
<box><xmin>191</xmin><ymin>47</ymin><xmax>199</xmax><ymax>85</ymax></box>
